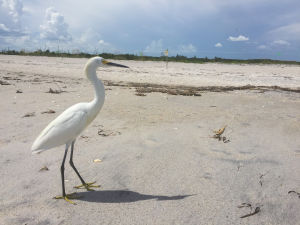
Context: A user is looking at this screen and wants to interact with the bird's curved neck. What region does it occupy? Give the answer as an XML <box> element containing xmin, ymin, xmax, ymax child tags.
<box><xmin>85</xmin><ymin>66</ymin><xmax>105</xmax><ymax>108</ymax></box>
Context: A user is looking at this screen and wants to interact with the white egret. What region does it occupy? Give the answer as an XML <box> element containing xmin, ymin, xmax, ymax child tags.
<box><xmin>31</xmin><ymin>56</ymin><xmax>128</xmax><ymax>204</ymax></box>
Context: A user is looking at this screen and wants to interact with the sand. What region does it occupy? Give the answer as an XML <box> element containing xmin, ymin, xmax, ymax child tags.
<box><xmin>0</xmin><ymin>55</ymin><xmax>299</xmax><ymax>225</ymax></box>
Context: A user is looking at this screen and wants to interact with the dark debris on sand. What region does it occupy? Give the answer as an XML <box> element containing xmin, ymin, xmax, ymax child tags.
<box><xmin>41</xmin><ymin>109</ymin><xmax>56</xmax><ymax>114</ymax></box>
<box><xmin>288</xmin><ymin>190</ymin><xmax>300</xmax><ymax>198</ymax></box>
<box><xmin>46</xmin><ymin>88</ymin><xmax>66</xmax><ymax>94</ymax></box>
<box><xmin>22</xmin><ymin>112</ymin><xmax>35</xmax><ymax>118</ymax></box>
<box><xmin>0</xmin><ymin>80</ymin><xmax>11</xmax><ymax>85</ymax></box>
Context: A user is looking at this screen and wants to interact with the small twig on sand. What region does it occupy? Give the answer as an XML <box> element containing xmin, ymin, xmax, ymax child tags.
<box><xmin>240</xmin><ymin>207</ymin><xmax>261</xmax><ymax>218</ymax></box>
<box><xmin>41</xmin><ymin>109</ymin><xmax>56</xmax><ymax>114</ymax></box>
<box><xmin>22</xmin><ymin>112</ymin><xmax>35</xmax><ymax>118</ymax></box>
<box><xmin>39</xmin><ymin>166</ymin><xmax>49</xmax><ymax>172</ymax></box>
<box><xmin>238</xmin><ymin>203</ymin><xmax>252</xmax><ymax>209</ymax></box>
<box><xmin>259</xmin><ymin>171</ymin><xmax>269</xmax><ymax>187</ymax></box>
<box><xmin>288</xmin><ymin>190</ymin><xmax>300</xmax><ymax>198</ymax></box>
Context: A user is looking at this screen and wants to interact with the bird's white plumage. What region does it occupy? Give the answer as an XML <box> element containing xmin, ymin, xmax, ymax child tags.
<box><xmin>31</xmin><ymin>103</ymin><xmax>88</xmax><ymax>153</ymax></box>
<box><xmin>31</xmin><ymin>56</ymin><xmax>107</xmax><ymax>154</ymax></box>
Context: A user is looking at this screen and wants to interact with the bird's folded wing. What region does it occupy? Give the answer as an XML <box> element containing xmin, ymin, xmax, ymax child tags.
<box><xmin>31</xmin><ymin>109</ymin><xmax>88</xmax><ymax>153</ymax></box>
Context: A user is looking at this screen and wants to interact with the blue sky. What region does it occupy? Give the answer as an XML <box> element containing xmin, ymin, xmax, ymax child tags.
<box><xmin>0</xmin><ymin>0</ymin><xmax>300</xmax><ymax>60</ymax></box>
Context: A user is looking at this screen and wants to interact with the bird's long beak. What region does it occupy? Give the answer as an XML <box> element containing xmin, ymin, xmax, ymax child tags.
<box><xmin>102</xmin><ymin>60</ymin><xmax>129</xmax><ymax>68</ymax></box>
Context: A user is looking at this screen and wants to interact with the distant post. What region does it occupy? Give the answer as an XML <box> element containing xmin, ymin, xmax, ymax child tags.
<box><xmin>139</xmin><ymin>51</ymin><xmax>144</xmax><ymax>61</ymax></box>
<box><xmin>164</xmin><ymin>49</ymin><xmax>168</xmax><ymax>69</ymax></box>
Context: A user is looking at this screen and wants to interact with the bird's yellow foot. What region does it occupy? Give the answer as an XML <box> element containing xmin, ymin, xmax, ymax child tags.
<box><xmin>74</xmin><ymin>181</ymin><xmax>100</xmax><ymax>191</ymax></box>
<box><xmin>54</xmin><ymin>192</ymin><xmax>81</xmax><ymax>204</ymax></box>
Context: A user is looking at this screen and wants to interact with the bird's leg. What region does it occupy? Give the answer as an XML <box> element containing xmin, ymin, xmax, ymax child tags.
<box><xmin>54</xmin><ymin>144</ymin><xmax>80</xmax><ymax>204</ymax></box>
<box><xmin>69</xmin><ymin>141</ymin><xmax>100</xmax><ymax>191</ymax></box>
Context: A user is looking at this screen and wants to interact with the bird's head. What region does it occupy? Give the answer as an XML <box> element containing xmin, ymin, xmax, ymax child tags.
<box><xmin>87</xmin><ymin>56</ymin><xmax>129</xmax><ymax>69</ymax></box>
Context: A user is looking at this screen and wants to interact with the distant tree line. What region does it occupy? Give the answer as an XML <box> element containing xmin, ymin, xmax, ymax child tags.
<box><xmin>1</xmin><ymin>49</ymin><xmax>299</xmax><ymax>65</ymax></box>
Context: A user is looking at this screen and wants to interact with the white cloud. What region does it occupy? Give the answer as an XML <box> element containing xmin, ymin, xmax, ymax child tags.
<box><xmin>3</xmin><ymin>34</ymin><xmax>29</xmax><ymax>45</ymax></box>
<box><xmin>144</xmin><ymin>39</ymin><xmax>163</xmax><ymax>54</ymax></box>
<box><xmin>272</xmin><ymin>40</ymin><xmax>290</xmax><ymax>46</ymax></box>
<box><xmin>177</xmin><ymin>44</ymin><xmax>197</xmax><ymax>54</ymax></box>
<box><xmin>77</xmin><ymin>28</ymin><xmax>101</xmax><ymax>44</ymax></box>
<box><xmin>1</xmin><ymin>0</ymin><xmax>23</xmax><ymax>23</ymax></box>
<box><xmin>0</xmin><ymin>0</ymin><xmax>25</xmax><ymax>36</ymax></box>
<box><xmin>267</xmin><ymin>23</ymin><xmax>300</xmax><ymax>41</ymax></box>
<box><xmin>257</xmin><ymin>44</ymin><xmax>267</xmax><ymax>49</ymax></box>
<box><xmin>70</xmin><ymin>28</ymin><xmax>117</xmax><ymax>53</ymax></box>
<box><xmin>0</xmin><ymin>34</ymin><xmax>36</xmax><ymax>51</ymax></box>
<box><xmin>40</xmin><ymin>7</ymin><xmax>72</xmax><ymax>42</ymax></box>
<box><xmin>98</xmin><ymin>39</ymin><xmax>110</xmax><ymax>46</ymax></box>
<box><xmin>0</xmin><ymin>0</ymin><xmax>33</xmax><ymax>50</ymax></box>
<box><xmin>22</xmin><ymin>6</ymin><xmax>34</xmax><ymax>14</ymax></box>
<box><xmin>215</xmin><ymin>42</ymin><xmax>222</xmax><ymax>47</ymax></box>
<box><xmin>97</xmin><ymin>39</ymin><xmax>116</xmax><ymax>52</ymax></box>
<box><xmin>257</xmin><ymin>40</ymin><xmax>290</xmax><ymax>51</ymax></box>
<box><xmin>227</xmin><ymin>35</ymin><xmax>249</xmax><ymax>41</ymax></box>
<box><xmin>0</xmin><ymin>23</ymin><xmax>10</xmax><ymax>32</ymax></box>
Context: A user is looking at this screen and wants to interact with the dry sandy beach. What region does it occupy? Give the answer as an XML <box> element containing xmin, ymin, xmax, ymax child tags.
<box><xmin>0</xmin><ymin>55</ymin><xmax>300</xmax><ymax>225</ymax></box>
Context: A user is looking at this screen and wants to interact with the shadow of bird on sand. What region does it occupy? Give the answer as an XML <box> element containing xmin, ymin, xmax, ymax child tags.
<box><xmin>77</xmin><ymin>189</ymin><xmax>194</xmax><ymax>203</ymax></box>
